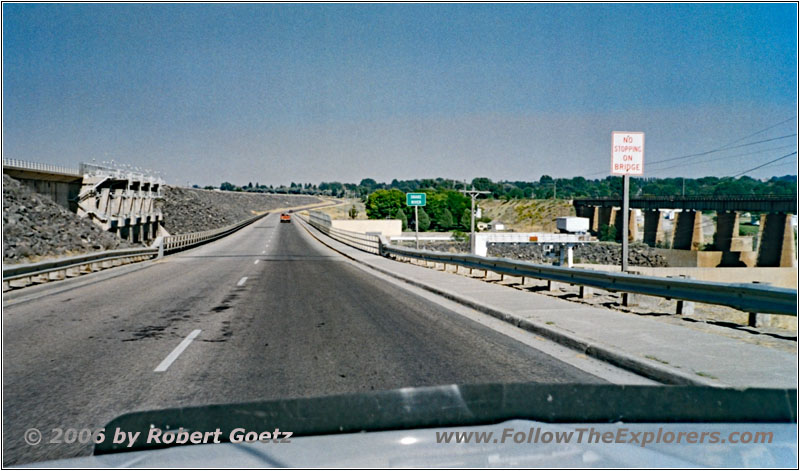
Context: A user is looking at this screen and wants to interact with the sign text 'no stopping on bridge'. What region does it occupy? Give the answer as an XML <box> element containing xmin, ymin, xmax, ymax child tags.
<box><xmin>611</xmin><ymin>132</ymin><xmax>645</xmax><ymax>175</ymax></box>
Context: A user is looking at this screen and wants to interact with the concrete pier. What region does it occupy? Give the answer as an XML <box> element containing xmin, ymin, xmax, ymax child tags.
<box><xmin>643</xmin><ymin>210</ymin><xmax>665</xmax><ymax>247</ymax></box>
<box><xmin>757</xmin><ymin>213</ymin><xmax>797</xmax><ymax>267</ymax></box>
<box><xmin>672</xmin><ymin>210</ymin><xmax>703</xmax><ymax>251</ymax></box>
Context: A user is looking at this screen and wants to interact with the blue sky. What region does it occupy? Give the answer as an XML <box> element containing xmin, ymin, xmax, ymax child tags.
<box><xmin>3</xmin><ymin>3</ymin><xmax>797</xmax><ymax>186</ymax></box>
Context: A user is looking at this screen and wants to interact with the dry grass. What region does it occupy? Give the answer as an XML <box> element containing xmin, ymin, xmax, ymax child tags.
<box><xmin>313</xmin><ymin>199</ymin><xmax>368</xmax><ymax>220</ymax></box>
<box><xmin>479</xmin><ymin>199</ymin><xmax>575</xmax><ymax>232</ymax></box>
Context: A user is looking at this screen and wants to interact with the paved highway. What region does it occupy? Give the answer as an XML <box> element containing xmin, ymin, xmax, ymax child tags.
<box><xmin>3</xmin><ymin>213</ymin><xmax>607</xmax><ymax>465</ymax></box>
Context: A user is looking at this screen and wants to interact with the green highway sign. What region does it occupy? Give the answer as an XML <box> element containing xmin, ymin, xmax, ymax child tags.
<box><xmin>406</xmin><ymin>193</ymin><xmax>426</xmax><ymax>206</ymax></box>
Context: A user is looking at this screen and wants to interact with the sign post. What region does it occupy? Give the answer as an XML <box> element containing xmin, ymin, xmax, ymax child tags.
<box><xmin>406</xmin><ymin>193</ymin><xmax>426</xmax><ymax>250</ymax></box>
<box><xmin>611</xmin><ymin>131</ymin><xmax>644</xmax><ymax>272</ymax></box>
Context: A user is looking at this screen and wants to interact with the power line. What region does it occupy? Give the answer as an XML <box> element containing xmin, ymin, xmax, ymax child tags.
<box><xmin>586</xmin><ymin>133</ymin><xmax>797</xmax><ymax>177</ymax></box>
<box><xmin>729</xmin><ymin>151</ymin><xmax>797</xmax><ymax>178</ymax></box>
<box><xmin>647</xmin><ymin>116</ymin><xmax>797</xmax><ymax>166</ymax></box>
<box><xmin>585</xmin><ymin>117</ymin><xmax>798</xmax><ymax>177</ymax></box>
<box><xmin>714</xmin><ymin>116</ymin><xmax>797</xmax><ymax>151</ymax></box>
<box><xmin>750</xmin><ymin>159</ymin><xmax>798</xmax><ymax>174</ymax></box>
<box><xmin>647</xmin><ymin>133</ymin><xmax>797</xmax><ymax>166</ymax></box>
<box><xmin>648</xmin><ymin>143</ymin><xmax>797</xmax><ymax>172</ymax></box>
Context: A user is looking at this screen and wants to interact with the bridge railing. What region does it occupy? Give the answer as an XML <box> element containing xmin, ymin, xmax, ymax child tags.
<box><xmin>380</xmin><ymin>244</ymin><xmax>797</xmax><ymax>316</ymax></box>
<box><xmin>298</xmin><ymin>214</ymin><xmax>796</xmax><ymax>317</ymax></box>
<box><xmin>3</xmin><ymin>159</ymin><xmax>81</xmax><ymax>176</ymax></box>
<box><xmin>2</xmin><ymin>213</ymin><xmax>269</xmax><ymax>291</ymax></box>
<box><xmin>162</xmin><ymin>212</ymin><xmax>268</xmax><ymax>253</ymax></box>
<box><xmin>300</xmin><ymin>212</ymin><xmax>381</xmax><ymax>255</ymax></box>
<box><xmin>2</xmin><ymin>247</ymin><xmax>158</xmax><ymax>291</ymax></box>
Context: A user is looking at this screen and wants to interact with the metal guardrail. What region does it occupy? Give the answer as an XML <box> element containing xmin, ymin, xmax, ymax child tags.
<box><xmin>3</xmin><ymin>212</ymin><xmax>269</xmax><ymax>291</ymax></box>
<box><xmin>300</xmin><ymin>212</ymin><xmax>796</xmax><ymax>317</ymax></box>
<box><xmin>3</xmin><ymin>158</ymin><xmax>81</xmax><ymax>176</ymax></box>
<box><xmin>380</xmin><ymin>244</ymin><xmax>797</xmax><ymax>316</ymax></box>
<box><xmin>162</xmin><ymin>212</ymin><xmax>267</xmax><ymax>253</ymax></box>
<box><xmin>2</xmin><ymin>247</ymin><xmax>158</xmax><ymax>290</ymax></box>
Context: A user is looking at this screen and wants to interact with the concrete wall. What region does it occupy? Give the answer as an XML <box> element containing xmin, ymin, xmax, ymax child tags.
<box><xmin>474</xmin><ymin>232</ymin><xmax>588</xmax><ymax>257</ymax></box>
<box><xmin>10</xmin><ymin>178</ymin><xmax>81</xmax><ymax>212</ymax></box>
<box><xmin>330</xmin><ymin>219</ymin><xmax>402</xmax><ymax>238</ymax></box>
<box><xmin>652</xmin><ymin>248</ymin><xmax>758</xmax><ymax>268</ymax></box>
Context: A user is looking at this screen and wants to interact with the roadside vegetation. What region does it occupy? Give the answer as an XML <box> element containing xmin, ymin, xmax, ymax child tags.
<box><xmin>206</xmin><ymin>175</ymin><xmax>796</xmax><ymax>199</ymax></box>
<box><xmin>207</xmin><ymin>175</ymin><xmax>796</xmax><ymax>232</ymax></box>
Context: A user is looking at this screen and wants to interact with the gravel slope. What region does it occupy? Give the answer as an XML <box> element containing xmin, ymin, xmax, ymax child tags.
<box><xmin>158</xmin><ymin>187</ymin><xmax>324</xmax><ymax>234</ymax></box>
<box><xmin>3</xmin><ymin>175</ymin><xmax>133</xmax><ymax>264</ymax></box>
<box><xmin>3</xmin><ymin>179</ymin><xmax>325</xmax><ymax>264</ymax></box>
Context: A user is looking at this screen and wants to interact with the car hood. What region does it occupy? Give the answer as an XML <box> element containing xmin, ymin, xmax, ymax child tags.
<box><xmin>19</xmin><ymin>383</ymin><xmax>799</xmax><ymax>468</ymax></box>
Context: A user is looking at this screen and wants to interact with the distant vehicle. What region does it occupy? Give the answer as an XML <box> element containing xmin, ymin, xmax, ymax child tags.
<box><xmin>556</xmin><ymin>217</ymin><xmax>589</xmax><ymax>234</ymax></box>
<box><xmin>280</xmin><ymin>213</ymin><xmax>291</xmax><ymax>223</ymax></box>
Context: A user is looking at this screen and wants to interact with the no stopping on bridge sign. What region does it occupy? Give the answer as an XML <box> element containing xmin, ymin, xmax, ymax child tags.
<box><xmin>611</xmin><ymin>131</ymin><xmax>644</xmax><ymax>175</ymax></box>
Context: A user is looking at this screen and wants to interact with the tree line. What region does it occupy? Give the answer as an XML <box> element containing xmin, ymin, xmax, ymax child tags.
<box><xmin>205</xmin><ymin>175</ymin><xmax>796</xmax><ymax>200</ymax></box>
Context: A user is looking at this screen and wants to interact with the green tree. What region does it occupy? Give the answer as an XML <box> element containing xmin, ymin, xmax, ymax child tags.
<box><xmin>365</xmin><ymin>189</ymin><xmax>406</xmax><ymax>220</ymax></box>
<box><xmin>438</xmin><ymin>208</ymin><xmax>454</xmax><ymax>230</ymax></box>
<box><xmin>220</xmin><ymin>182</ymin><xmax>236</xmax><ymax>191</ymax></box>
<box><xmin>417</xmin><ymin>207</ymin><xmax>431</xmax><ymax>231</ymax></box>
<box><xmin>599</xmin><ymin>224</ymin><xmax>617</xmax><ymax>242</ymax></box>
<box><xmin>359</xmin><ymin>178</ymin><xmax>378</xmax><ymax>189</ymax></box>
<box><xmin>460</xmin><ymin>209</ymin><xmax>472</xmax><ymax>230</ymax></box>
<box><xmin>348</xmin><ymin>205</ymin><xmax>359</xmax><ymax>219</ymax></box>
<box><xmin>396</xmin><ymin>208</ymin><xmax>408</xmax><ymax>231</ymax></box>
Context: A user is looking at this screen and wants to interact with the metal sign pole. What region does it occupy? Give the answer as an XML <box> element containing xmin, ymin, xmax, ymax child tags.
<box><xmin>622</xmin><ymin>174</ymin><xmax>630</xmax><ymax>272</ymax></box>
<box><xmin>415</xmin><ymin>205</ymin><xmax>419</xmax><ymax>250</ymax></box>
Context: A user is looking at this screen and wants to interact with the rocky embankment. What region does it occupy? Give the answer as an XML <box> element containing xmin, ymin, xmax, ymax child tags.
<box><xmin>391</xmin><ymin>238</ymin><xmax>668</xmax><ymax>267</ymax></box>
<box><xmin>394</xmin><ymin>240</ymin><xmax>470</xmax><ymax>253</ymax></box>
<box><xmin>3</xmin><ymin>178</ymin><xmax>327</xmax><ymax>264</ymax></box>
<box><xmin>487</xmin><ymin>241</ymin><xmax>669</xmax><ymax>267</ymax></box>
<box><xmin>158</xmin><ymin>187</ymin><xmax>324</xmax><ymax>234</ymax></box>
<box><xmin>3</xmin><ymin>175</ymin><xmax>133</xmax><ymax>264</ymax></box>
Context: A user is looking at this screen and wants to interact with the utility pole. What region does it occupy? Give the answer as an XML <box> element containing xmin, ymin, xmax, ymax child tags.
<box><xmin>553</xmin><ymin>180</ymin><xmax>557</xmax><ymax>199</ymax></box>
<box><xmin>460</xmin><ymin>182</ymin><xmax>490</xmax><ymax>255</ymax></box>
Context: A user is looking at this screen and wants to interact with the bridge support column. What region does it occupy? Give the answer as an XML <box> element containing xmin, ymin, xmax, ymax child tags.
<box><xmin>613</xmin><ymin>209</ymin><xmax>638</xmax><ymax>242</ymax></box>
<box><xmin>629</xmin><ymin>210</ymin><xmax>639</xmax><ymax>241</ymax></box>
<box><xmin>756</xmin><ymin>213</ymin><xmax>797</xmax><ymax>267</ymax></box>
<box><xmin>576</xmin><ymin>205</ymin><xmax>595</xmax><ymax>231</ymax></box>
<box><xmin>594</xmin><ymin>207</ymin><xmax>613</xmax><ymax>234</ymax></box>
<box><xmin>589</xmin><ymin>206</ymin><xmax>600</xmax><ymax>234</ymax></box>
<box><xmin>672</xmin><ymin>210</ymin><xmax>703</xmax><ymax>250</ymax></box>
<box><xmin>713</xmin><ymin>211</ymin><xmax>739</xmax><ymax>251</ymax></box>
<box><xmin>643</xmin><ymin>210</ymin><xmax>665</xmax><ymax>247</ymax></box>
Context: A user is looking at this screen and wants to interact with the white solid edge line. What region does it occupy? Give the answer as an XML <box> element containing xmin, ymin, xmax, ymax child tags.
<box><xmin>154</xmin><ymin>329</ymin><xmax>202</xmax><ymax>372</ymax></box>
<box><xmin>237</xmin><ymin>276</ymin><xmax>248</xmax><ymax>286</ymax></box>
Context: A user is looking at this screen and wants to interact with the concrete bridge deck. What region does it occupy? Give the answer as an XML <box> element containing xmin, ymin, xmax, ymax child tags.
<box><xmin>574</xmin><ymin>195</ymin><xmax>797</xmax><ymax>213</ymax></box>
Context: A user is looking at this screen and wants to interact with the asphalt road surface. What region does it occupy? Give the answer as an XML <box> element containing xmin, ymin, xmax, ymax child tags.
<box><xmin>3</xmin><ymin>213</ymin><xmax>605</xmax><ymax>465</ymax></box>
